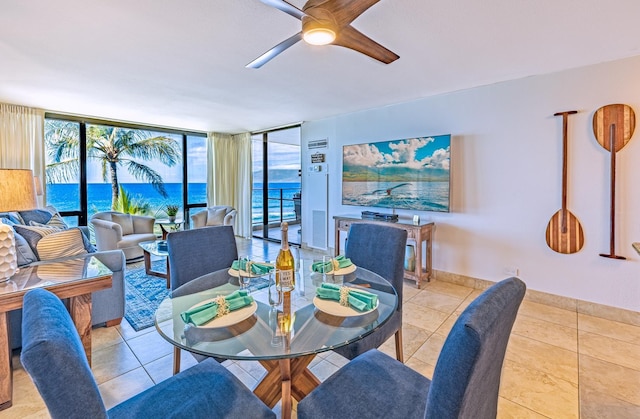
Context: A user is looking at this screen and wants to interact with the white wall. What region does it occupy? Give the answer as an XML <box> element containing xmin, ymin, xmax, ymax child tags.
<box><xmin>300</xmin><ymin>55</ymin><xmax>640</xmax><ymax>312</ymax></box>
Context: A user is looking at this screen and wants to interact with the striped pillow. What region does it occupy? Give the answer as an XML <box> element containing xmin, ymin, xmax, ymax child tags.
<box><xmin>13</xmin><ymin>225</ymin><xmax>64</xmax><ymax>258</ymax></box>
<box><xmin>30</xmin><ymin>213</ymin><xmax>68</xmax><ymax>230</ymax></box>
<box><xmin>36</xmin><ymin>229</ymin><xmax>88</xmax><ymax>261</ymax></box>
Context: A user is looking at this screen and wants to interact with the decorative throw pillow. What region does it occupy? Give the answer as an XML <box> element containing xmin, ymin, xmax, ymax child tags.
<box><xmin>29</xmin><ymin>213</ymin><xmax>69</xmax><ymax>230</ymax></box>
<box><xmin>36</xmin><ymin>229</ymin><xmax>88</xmax><ymax>261</ymax></box>
<box><xmin>112</xmin><ymin>213</ymin><xmax>134</xmax><ymax>235</ymax></box>
<box><xmin>18</xmin><ymin>209</ymin><xmax>53</xmax><ymax>226</ymax></box>
<box><xmin>0</xmin><ymin>219</ymin><xmax>37</xmax><ymax>266</ymax></box>
<box><xmin>206</xmin><ymin>208</ymin><xmax>228</xmax><ymax>226</ymax></box>
<box><xmin>0</xmin><ymin>212</ymin><xmax>24</xmax><ymax>225</ymax></box>
<box><xmin>13</xmin><ymin>224</ymin><xmax>64</xmax><ymax>258</ymax></box>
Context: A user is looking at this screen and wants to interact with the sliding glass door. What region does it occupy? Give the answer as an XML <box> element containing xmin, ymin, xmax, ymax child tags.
<box><xmin>252</xmin><ymin>126</ymin><xmax>301</xmax><ymax>244</ymax></box>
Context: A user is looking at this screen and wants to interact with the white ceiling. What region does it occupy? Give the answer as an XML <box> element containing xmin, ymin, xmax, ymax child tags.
<box><xmin>2</xmin><ymin>0</ymin><xmax>640</xmax><ymax>134</ymax></box>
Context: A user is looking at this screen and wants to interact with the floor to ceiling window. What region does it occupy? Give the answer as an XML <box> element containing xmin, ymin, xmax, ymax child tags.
<box><xmin>44</xmin><ymin>114</ymin><xmax>207</xmax><ymax>235</ymax></box>
<box><xmin>251</xmin><ymin>126</ymin><xmax>301</xmax><ymax>244</ymax></box>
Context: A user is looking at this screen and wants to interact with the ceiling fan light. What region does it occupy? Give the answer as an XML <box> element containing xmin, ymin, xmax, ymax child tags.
<box><xmin>303</xmin><ymin>28</ymin><xmax>336</xmax><ymax>45</ymax></box>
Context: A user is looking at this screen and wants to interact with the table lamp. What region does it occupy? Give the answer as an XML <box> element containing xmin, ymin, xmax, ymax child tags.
<box><xmin>0</xmin><ymin>169</ymin><xmax>37</xmax><ymax>282</ymax></box>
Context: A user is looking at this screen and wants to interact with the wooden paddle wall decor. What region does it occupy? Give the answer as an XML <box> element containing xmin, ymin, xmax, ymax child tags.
<box><xmin>592</xmin><ymin>104</ymin><xmax>635</xmax><ymax>260</ymax></box>
<box><xmin>546</xmin><ymin>111</ymin><xmax>585</xmax><ymax>254</ymax></box>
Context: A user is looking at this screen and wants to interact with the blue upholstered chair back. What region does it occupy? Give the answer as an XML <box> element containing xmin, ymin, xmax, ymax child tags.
<box><xmin>20</xmin><ymin>288</ymin><xmax>108</xmax><ymax>419</ymax></box>
<box><xmin>345</xmin><ymin>223</ymin><xmax>407</xmax><ymax>307</ymax></box>
<box><xmin>425</xmin><ymin>277</ymin><xmax>526</xmax><ymax>419</ymax></box>
<box><xmin>167</xmin><ymin>225</ymin><xmax>238</xmax><ymax>290</ymax></box>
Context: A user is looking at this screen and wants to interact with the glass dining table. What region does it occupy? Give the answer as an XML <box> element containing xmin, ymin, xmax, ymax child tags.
<box><xmin>154</xmin><ymin>258</ymin><xmax>398</xmax><ymax>418</ymax></box>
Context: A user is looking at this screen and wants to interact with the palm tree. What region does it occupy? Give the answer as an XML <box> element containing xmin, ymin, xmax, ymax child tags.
<box><xmin>46</xmin><ymin>121</ymin><xmax>181</xmax><ymax>210</ymax></box>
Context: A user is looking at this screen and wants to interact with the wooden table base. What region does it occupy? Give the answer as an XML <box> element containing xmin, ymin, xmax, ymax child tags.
<box><xmin>143</xmin><ymin>250</ymin><xmax>170</xmax><ymax>288</ymax></box>
<box><xmin>254</xmin><ymin>354</ymin><xmax>320</xmax><ymax>419</ymax></box>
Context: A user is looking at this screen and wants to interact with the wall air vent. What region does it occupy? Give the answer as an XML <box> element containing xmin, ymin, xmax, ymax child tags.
<box><xmin>308</xmin><ymin>139</ymin><xmax>328</xmax><ymax>149</ymax></box>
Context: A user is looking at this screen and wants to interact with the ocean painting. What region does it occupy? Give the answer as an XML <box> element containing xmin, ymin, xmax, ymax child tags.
<box><xmin>342</xmin><ymin>135</ymin><xmax>451</xmax><ymax>212</ymax></box>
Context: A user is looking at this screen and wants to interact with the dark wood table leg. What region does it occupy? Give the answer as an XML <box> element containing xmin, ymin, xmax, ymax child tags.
<box><xmin>143</xmin><ymin>249</ymin><xmax>169</xmax><ymax>287</ymax></box>
<box><xmin>0</xmin><ymin>312</ymin><xmax>12</xmax><ymax>411</ymax></box>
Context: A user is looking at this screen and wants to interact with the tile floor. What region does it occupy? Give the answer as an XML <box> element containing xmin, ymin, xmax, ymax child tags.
<box><xmin>3</xmin><ymin>238</ymin><xmax>639</xmax><ymax>418</ymax></box>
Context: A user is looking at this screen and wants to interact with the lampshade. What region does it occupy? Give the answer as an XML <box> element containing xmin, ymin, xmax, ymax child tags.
<box><xmin>0</xmin><ymin>169</ymin><xmax>38</xmax><ymax>212</ymax></box>
<box><xmin>303</xmin><ymin>27</ymin><xmax>336</xmax><ymax>45</ymax></box>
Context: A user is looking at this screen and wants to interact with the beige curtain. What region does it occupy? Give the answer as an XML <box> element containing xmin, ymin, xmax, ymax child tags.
<box><xmin>207</xmin><ymin>132</ymin><xmax>253</xmax><ymax>238</ymax></box>
<box><xmin>0</xmin><ymin>103</ymin><xmax>45</xmax><ymax>205</ymax></box>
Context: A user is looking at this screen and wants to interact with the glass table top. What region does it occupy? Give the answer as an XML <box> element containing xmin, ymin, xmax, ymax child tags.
<box><xmin>0</xmin><ymin>255</ymin><xmax>112</xmax><ymax>297</ymax></box>
<box><xmin>154</xmin><ymin>259</ymin><xmax>398</xmax><ymax>361</ymax></box>
<box><xmin>138</xmin><ymin>240</ymin><xmax>168</xmax><ymax>257</ymax></box>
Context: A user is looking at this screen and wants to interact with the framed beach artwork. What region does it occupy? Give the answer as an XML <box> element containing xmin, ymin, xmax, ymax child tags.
<box><xmin>342</xmin><ymin>134</ymin><xmax>451</xmax><ymax>212</ymax></box>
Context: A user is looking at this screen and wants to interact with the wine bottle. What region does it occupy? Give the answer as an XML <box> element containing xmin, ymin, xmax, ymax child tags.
<box><xmin>276</xmin><ymin>222</ymin><xmax>295</xmax><ymax>291</ymax></box>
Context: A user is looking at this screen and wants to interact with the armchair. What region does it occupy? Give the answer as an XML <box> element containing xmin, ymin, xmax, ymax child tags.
<box><xmin>90</xmin><ymin>211</ymin><xmax>156</xmax><ymax>261</ymax></box>
<box><xmin>190</xmin><ymin>206</ymin><xmax>236</xmax><ymax>230</ymax></box>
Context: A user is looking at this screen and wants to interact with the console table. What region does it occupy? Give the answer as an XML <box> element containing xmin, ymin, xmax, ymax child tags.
<box><xmin>334</xmin><ymin>215</ymin><xmax>434</xmax><ymax>286</ymax></box>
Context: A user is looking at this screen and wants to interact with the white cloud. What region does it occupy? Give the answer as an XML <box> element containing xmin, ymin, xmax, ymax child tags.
<box><xmin>343</xmin><ymin>143</ymin><xmax>385</xmax><ymax>166</ymax></box>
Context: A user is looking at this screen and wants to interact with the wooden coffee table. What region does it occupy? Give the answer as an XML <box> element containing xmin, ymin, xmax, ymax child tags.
<box><xmin>0</xmin><ymin>255</ymin><xmax>113</xmax><ymax>411</ymax></box>
<box><xmin>139</xmin><ymin>240</ymin><xmax>170</xmax><ymax>288</ymax></box>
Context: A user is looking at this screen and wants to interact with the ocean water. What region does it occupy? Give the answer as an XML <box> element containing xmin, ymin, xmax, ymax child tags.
<box><xmin>342</xmin><ymin>181</ymin><xmax>450</xmax><ymax>212</ymax></box>
<box><xmin>46</xmin><ymin>182</ymin><xmax>301</xmax><ymax>223</ymax></box>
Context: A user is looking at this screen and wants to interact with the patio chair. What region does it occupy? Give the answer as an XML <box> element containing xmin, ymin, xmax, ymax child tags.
<box><xmin>20</xmin><ymin>288</ymin><xmax>275</xmax><ymax>419</ymax></box>
<box><xmin>297</xmin><ymin>277</ymin><xmax>526</xmax><ymax>419</ymax></box>
<box><xmin>334</xmin><ymin>223</ymin><xmax>407</xmax><ymax>362</ymax></box>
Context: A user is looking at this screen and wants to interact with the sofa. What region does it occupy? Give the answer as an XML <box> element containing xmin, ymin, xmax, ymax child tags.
<box><xmin>190</xmin><ymin>206</ymin><xmax>236</xmax><ymax>230</ymax></box>
<box><xmin>0</xmin><ymin>207</ymin><xmax>126</xmax><ymax>350</ymax></box>
<box><xmin>90</xmin><ymin>211</ymin><xmax>156</xmax><ymax>261</ymax></box>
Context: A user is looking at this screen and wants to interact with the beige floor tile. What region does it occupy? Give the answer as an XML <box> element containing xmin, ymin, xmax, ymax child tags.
<box><xmin>578</xmin><ymin>313</ymin><xmax>640</xmax><ymax>346</ymax></box>
<box><xmin>517</xmin><ymin>300</ymin><xmax>577</xmax><ymax>329</ymax></box>
<box><xmin>116</xmin><ymin>318</ymin><xmax>157</xmax><ymax>341</ymax></box>
<box><xmin>402</xmin><ymin>282</ymin><xmax>421</xmax><ymax>301</ymax></box>
<box><xmin>226</xmin><ymin>363</ymin><xmax>258</xmax><ymax>390</ymax></box>
<box><xmin>434</xmin><ymin>312</ymin><xmax>460</xmax><ymax>337</ymax></box>
<box><xmin>453</xmin><ymin>289</ymin><xmax>483</xmax><ymax>314</ymax></box>
<box><xmin>325</xmin><ymin>351</ymin><xmax>349</xmax><ymax>368</ymax></box>
<box><xmin>92</xmin><ymin>324</ymin><xmax>124</xmax><ymax>351</ymax></box>
<box><xmin>579</xmin><ymin>354</ymin><xmax>640</xmax><ymax>406</ymax></box>
<box><xmin>397</xmin><ymin>323</ymin><xmax>432</xmax><ymax>358</ymax></box>
<box><xmin>422</xmin><ymin>280</ymin><xmax>473</xmax><ymax>299</ymax></box>
<box><xmin>497</xmin><ymin>397</ymin><xmax>550</xmax><ymax>418</ymax></box>
<box><xmin>126</xmin><ymin>329</ymin><xmax>175</xmax><ymax>365</ymax></box>
<box><xmin>98</xmin><ymin>367</ymin><xmax>155</xmax><ymax>410</ymax></box>
<box><xmin>143</xmin><ymin>351</ymin><xmax>199</xmax><ymax>384</ymax></box>
<box><xmin>512</xmin><ymin>314</ymin><xmax>577</xmax><ymax>352</ymax></box>
<box><xmin>505</xmin><ymin>334</ymin><xmax>578</xmax><ymax>384</ymax></box>
<box><xmin>402</xmin><ymin>301</ymin><xmax>449</xmax><ymax>332</ymax></box>
<box><xmin>580</xmin><ymin>384</ymin><xmax>640</xmax><ymax>419</ymax></box>
<box><xmin>309</xmin><ymin>359</ymin><xmax>340</xmax><ymax>382</ymax></box>
<box><xmin>236</xmin><ymin>359</ymin><xmax>268</xmax><ymax>381</ymax></box>
<box><xmin>500</xmin><ymin>360</ymin><xmax>579</xmax><ymax>419</ymax></box>
<box><xmin>578</xmin><ymin>330</ymin><xmax>640</xmax><ymax>371</ymax></box>
<box><xmin>412</xmin><ymin>333</ymin><xmax>447</xmax><ymax>366</ymax></box>
<box><xmin>404</xmin><ymin>356</ymin><xmax>435</xmax><ymax>379</ymax></box>
<box><xmin>0</xmin><ymin>365</ymin><xmax>48</xmax><ymax>419</ymax></box>
<box><xmin>92</xmin><ymin>340</ymin><xmax>142</xmax><ymax>384</ymax></box>
<box><xmin>408</xmin><ymin>289</ymin><xmax>464</xmax><ymax>314</ymax></box>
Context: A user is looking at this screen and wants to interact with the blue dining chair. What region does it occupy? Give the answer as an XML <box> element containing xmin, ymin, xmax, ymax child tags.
<box><xmin>167</xmin><ymin>225</ymin><xmax>238</xmax><ymax>290</ymax></box>
<box><xmin>167</xmin><ymin>225</ymin><xmax>239</xmax><ymax>373</ymax></box>
<box><xmin>335</xmin><ymin>223</ymin><xmax>407</xmax><ymax>362</ymax></box>
<box><xmin>20</xmin><ymin>288</ymin><xmax>275</xmax><ymax>419</ymax></box>
<box><xmin>297</xmin><ymin>277</ymin><xmax>526</xmax><ymax>419</ymax></box>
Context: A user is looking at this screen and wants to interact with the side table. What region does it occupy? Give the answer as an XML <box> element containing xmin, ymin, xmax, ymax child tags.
<box><xmin>155</xmin><ymin>219</ymin><xmax>185</xmax><ymax>240</ymax></box>
<box><xmin>138</xmin><ymin>240</ymin><xmax>170</xmax><ymax>288</ymax></box>
<box><xmin>334</xmin><ymin>215</ymin><xmax>434</xmax><ymax>287</ymax></box>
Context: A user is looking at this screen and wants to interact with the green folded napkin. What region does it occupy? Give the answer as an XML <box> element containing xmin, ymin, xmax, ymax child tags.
<box><xmin>315</xmin><ymin>283</ymin><xmax>377</xmax><ymax>312</ymax></box>
<box><xmin>311</xmin><ymin>255</ymin><xmax>353</xmax><ymax>273</ymax></box>
<box><xmin>231</xmin><ymin>259</ymin><xmax>273</xmax><ymax>275</ymax></box>
<box><xmin>180</xmin><ymin>290</ymin><xmax>254</xmax><ymax>326</ymax></box>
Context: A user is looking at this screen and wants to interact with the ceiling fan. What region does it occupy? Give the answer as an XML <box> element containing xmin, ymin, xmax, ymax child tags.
<box><xmin>246</xmin><ymin>0</ymin><xmax>399</xmax><ymax>68</ymax></box>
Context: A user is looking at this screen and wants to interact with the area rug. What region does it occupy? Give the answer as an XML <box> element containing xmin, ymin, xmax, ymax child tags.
<box><xmin>124</xmin><ymin>260</ymin><xmax>271</xmax><ymax>331</ymax></box>
<box><xmin>124</xmin><ymin>260</ymin><xmax>170</xmax><ymax>331</ymax></box>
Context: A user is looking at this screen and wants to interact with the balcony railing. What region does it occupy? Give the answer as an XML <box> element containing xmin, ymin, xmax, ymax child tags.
<box><xmin>252</xmin><ymin>187</ymin><xmax>301</xmax><ymax>227</ymax></box>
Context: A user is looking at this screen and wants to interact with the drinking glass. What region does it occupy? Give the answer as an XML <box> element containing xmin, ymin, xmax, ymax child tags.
<box><xmin>321</xmin><ymin>255</ymin><xmax>334</xmax><ymax>283</ymax></box>
<box><xmin>239</xmin><ymin>256</ymin><xmax>251</xmax><ymax>291</ymax></box>
<box><xmin>268</xmin><ymin>268</ymin><xmax>282</xmax><ymax>307</ymax></box>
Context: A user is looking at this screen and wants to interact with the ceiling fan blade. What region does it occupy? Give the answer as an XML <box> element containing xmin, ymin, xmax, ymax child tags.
<box><xmin>259</xmin><ymin>0</ymin><xmax>305</xmax><ymax>20</ymax></box>
<box><xmin>246</xmin><ymin>32</ymin><xmax>303</xmax><ymax>69</ymax></box>
<box><xmin>324</xmin><ymin>0</ymin><xmax>380</xmax><ymax>27</ymax></box>
<box><xmin>333</xmin><ymin>25</ymin><xmax>398</xmax><ymax>64</ymax></box>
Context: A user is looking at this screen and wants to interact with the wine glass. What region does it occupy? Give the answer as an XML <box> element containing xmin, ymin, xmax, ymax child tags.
<box><xmin>239</xmin><ymin>256</ymin><xmax>251</xmax><ymax>291</ymax></box>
